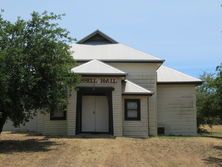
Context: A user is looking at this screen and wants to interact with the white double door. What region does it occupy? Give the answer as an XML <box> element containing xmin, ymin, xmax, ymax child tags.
<box><xmin>82</xmin><ymin>96</ymin><xmax>109</xmax><ymax>133</ymax></box>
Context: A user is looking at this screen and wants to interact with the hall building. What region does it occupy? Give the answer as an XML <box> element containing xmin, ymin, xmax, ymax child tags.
<box><xmin>4</xmin><ymin>30</ymin><xmax>202</xmax><ymax>137</ymax></box>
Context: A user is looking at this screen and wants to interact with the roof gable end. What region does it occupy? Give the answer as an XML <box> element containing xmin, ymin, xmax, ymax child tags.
<box><xmin>77</xmin><ymin>30</ymin><xmax>118</xmax><ymax>44</ymax></box>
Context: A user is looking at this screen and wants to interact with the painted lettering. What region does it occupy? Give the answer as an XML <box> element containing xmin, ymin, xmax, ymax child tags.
<box><xmin>81</xmin><ymin>77</ymin><xmax>117</xmax><ymax>84</ymax></box>
<box><xmin>81</xmin><ymin>78</ymin><xmax>97</xmax><ymax>83</ymax></box>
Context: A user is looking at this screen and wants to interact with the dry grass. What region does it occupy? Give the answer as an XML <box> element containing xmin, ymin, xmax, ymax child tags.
<box><xmin>201</xmin><ymin>125</ymin><xmax>222</xmax><ymax>137</ymax></box>
<box><xmin>0</xmin><ymin>131</ymin><xmax>222</xmax><ymax>167</ymax></box>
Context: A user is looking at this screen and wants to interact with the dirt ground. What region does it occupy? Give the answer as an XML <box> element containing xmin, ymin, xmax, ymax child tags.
<box><xmin>0</xmin><ymin>131</ymin><xmax>222</xmax><ymax>167</ymax></box>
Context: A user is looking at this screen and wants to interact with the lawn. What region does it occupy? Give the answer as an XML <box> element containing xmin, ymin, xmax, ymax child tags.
<box><xmin>0</xmin><ymin>129</ymin><xmax>222</xmax><ymax>167</ymax></box>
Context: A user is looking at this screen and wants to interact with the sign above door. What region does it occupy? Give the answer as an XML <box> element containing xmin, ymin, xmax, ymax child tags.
<box><xmin>81</xmin><ymin>77</ymin><xmax>117</xmax><ymax>84</ymax></box>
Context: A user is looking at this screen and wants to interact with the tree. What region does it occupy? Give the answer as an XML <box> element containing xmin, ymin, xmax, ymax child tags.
<box><xmin>196</xmin><ymin>73</ymin><xmax>217</xmax><ymax>129</ymax></box>
<box><xmin>0</xmin><ymin>11</ymin><xmax>79</xmax><ymax>133</ymax></box>
<box><xmin>214</xmin><ymin>63</ymin><xmax>222</xmax><ymax>120</ymax></box>
<box><xmin>196</xmin><ymin>63</ymin><xmax>222</xmax><ymax>131</ymax></box>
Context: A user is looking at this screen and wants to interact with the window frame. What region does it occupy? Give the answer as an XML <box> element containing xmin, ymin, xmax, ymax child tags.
<box><xmin>124</xmin><ymin>99</ymin><xmax>141</xmax><ymax>121</ymax></box>
<box><xmin>50</xmin><ymin>110</ymin><xmax>66</xmax><ymax>120</ymax></box>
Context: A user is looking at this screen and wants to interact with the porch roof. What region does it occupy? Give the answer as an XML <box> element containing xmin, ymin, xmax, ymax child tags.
<box><xmin>71</xmin><ymin>59</ymin><xmax>127</xmax><ymax>76</ymax></box>
<box><xmin>122</xmin><ymin>80</ymin><xmax>153</xmax><ymax>96</ymax></box>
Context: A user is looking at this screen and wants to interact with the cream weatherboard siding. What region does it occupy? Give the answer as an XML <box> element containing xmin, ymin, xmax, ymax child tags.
<box><xmin>109</xmin><ymin>63</ymin><xmax>161</xmax><ymax>136</ymax></box>
<box><xmin>3</xmin><ymin>115</ymin><xmax>38</xmax><ymax>132</ymax></box>
<box><xmin>37</xmin><ymin>112</ymin><xmax>67</xmax><ymax>135</ymax></box>
<box><xmin>4</xmin><ymin>111</ymin><xmax>67</xmax><ymax>135</ymax></box>
<box><xmin>122</xmin><ymin>96</ymin><xmax>149</xmax><ymax>137</ymax></box>
<box><xmin>157</xmin><ymin>84</ymin><xmax>197</xmax><ymax>135</ymax></box>
<box><xmin>4</xmin><ymin>107</ymin><xmax>69</xmax><ymax>136</ymax></box>
<box><xmin>2</xmin><ymin>71</ymin><xmax>198</xmax><ymax>137</ymax></box>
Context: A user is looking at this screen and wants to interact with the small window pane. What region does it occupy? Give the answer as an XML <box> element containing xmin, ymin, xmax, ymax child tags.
<box><xmin>52</xmin><ymin>111</ymin><xmax>64</xmax><ymax>118</ymax></box>
<box><xmin>51</xmin><ymin>109</ymin><xmax>66</xmax><ymax>120</ymax></box>
<box><xmin>127</xmin><ymin>110</ymin><xmax>138</xmax><ymax>118</ymax></box>
<box><xmin>127</xmin><ymin>102</ymin><xmax>138</xmax><ymax>110</ymax></box>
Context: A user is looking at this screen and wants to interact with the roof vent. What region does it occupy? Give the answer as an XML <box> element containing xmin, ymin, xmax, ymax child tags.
<box><xmin>77</xmin><ymin>30</ymin><xmax>118</xmax><ymax>44</ymax></box>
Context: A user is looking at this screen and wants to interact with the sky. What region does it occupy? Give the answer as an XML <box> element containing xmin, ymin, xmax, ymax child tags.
<box><xmin>1</xmin><ymin>0</ymin><xmax>222</xmax><ymax>77</ymax></box>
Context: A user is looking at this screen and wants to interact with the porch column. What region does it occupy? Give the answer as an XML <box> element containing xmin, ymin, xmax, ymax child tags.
<box><xmin>67</xmin><ymin>90</ymin><xmax>77</xmax><ymax>135</ymax></box>
<box><xmin>112</xmin><ymin>80</ymin><xmax>123</xmax><ymax>136</ymax></box>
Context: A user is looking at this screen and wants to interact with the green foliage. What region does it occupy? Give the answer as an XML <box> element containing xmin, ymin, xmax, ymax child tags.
<box><xmin>197</xmin><ymin>63</ymin><xmax>222</xmax><ymax>130</ymax></box>
<box><xmin>0</xmin><ymin>11</ymin><xmax>79</xmax><ymax>131</ymax></box>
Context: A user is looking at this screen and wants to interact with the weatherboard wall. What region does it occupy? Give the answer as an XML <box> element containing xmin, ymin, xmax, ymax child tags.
<box><xmin>37</xmin><ymin>113</ymin><xmax>67</xmax><ymax>135</ymax></box>
<box><xmin>3</xmin><ymin>116</ymin><xmax>38</xmax><ymax>132</ymax></box>
<box><xmin>122</xmin><ymin>95</ymin><xmax>149</xmax><ymax>137</ymax></box>
<box><xmin>157</xmin><ymin>84</ymin><xmax>197</xmax><ymax>135</ymax></box>
<box><xmin>3</xmin><ymin>66</ymin><xmax>198</xmax><ymax>137</ymax></box>
<box><xmin>109</xmin><ymin>63</ymin><xmax>160</xmax><ymax>136</ymax></box>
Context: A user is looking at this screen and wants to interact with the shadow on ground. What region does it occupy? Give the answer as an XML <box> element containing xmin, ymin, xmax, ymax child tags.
<box><xmin>4</xmin><ymin>131</ymin><xmax>153</xmax><ymax>140</ymax></box>
<box><xmin>0</xmin><ymin>138</ymin><xmax>59</xmax><ymax>154</ymax></box>
<box><xmin>8</xmin><ymin>131</ymin><xmax>116</xmax><ymax>139</ymax></box>
<box><xmin>204</xmin><ymin>146</ymin><xmax>222</xmax><ymax>167</ymax></box>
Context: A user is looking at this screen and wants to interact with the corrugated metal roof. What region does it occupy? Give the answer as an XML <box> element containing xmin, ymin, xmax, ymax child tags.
<box><xmin>71</xmin><ymin>43</ymin><xmax>164</xmax><ymax>62</ymax></box>
<box><xmin>123</xmin><ymin>80</ymin><xmax>153</xmax><ymax>95</ymax></box>
<box><xmin>71</xmin><ymin>59</ymin><xmax>126</xmax><ymax>76</ymax></box>
<box><xmin>157</xmin><ymin>66</ymin><xmax>202</xmax><ymax>84</ymax></box>
<box><xmin>72</xmin><ymin>31</ymin><xmax>202</xmax><ymax>84</ymax></box>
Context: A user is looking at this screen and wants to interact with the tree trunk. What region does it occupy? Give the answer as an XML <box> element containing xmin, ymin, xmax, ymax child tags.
<box><xmin>0</xmin><ymin>112</ymin><xmax>7</xmax><ymax>133</ymax></box>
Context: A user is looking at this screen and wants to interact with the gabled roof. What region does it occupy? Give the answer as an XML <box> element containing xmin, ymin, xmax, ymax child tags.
<box><xmin>71</xmin><ymin>59</ymin><xmax>126</xmax><ymax>76</ymax></box>
<box><xmin>77</xmin><ymin>30</ymin><xmax>118</xmax><ymax>44</ymax></box>
<box><xmin>157</xmin><ymin>66</ymin><xmax>202</xmax><ymax>84</ymax></box>
<box><xmin>123</xmin><ymin>80</ymin><xmax>153</xmax><ymax>95</ymax></box>
<box><xmin>71</xmin><ymin>43</ymin><xmax>164</xmax><ymax>63</ymax></box>
<box><xmin>71</xmin><ymin>30</ymin><xmax>164</xmax><ymax>63</ymax></box>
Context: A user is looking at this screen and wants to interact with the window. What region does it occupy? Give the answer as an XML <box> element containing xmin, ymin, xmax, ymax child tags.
<box><xmin>50</xmin><ymin>108</ymin><xmax>66</xmax><ymax>120</ymax></box>
<box><xmin>124</xmin><ymin>99</ymin><xmax>140</xmax><ymax>120</ymax></box>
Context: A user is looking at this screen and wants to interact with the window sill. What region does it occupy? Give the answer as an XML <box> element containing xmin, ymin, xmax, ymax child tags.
<box><xmin>50</xmin><ymin>117</ymin><xmax>66</xmax><ymax>121</ymax></box>
<box><xmin>125</xmin><ymin>119</ymin><xmax>141</xmax><ymax>121</ymax></box>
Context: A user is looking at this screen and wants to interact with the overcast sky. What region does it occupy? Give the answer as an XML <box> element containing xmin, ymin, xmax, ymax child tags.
<box><xmin>1</xmin><ymin>0</ymin><xmax>222</xmax><ymax>77</ymax></box>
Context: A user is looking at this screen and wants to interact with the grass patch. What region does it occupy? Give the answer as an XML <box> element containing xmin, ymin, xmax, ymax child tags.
<box><xmin>200</xmin><ymin>125</ymin><xmax>222</xmax><ymax>138</ymax></box>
